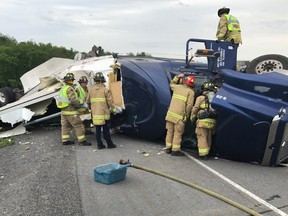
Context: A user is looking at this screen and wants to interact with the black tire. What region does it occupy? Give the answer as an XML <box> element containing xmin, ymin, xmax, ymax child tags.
<box><xmin>0</xmin><ymin>87</ymin><xmax>16</xmax><ymax>107</ymax></box>
<box><xmin>246</xmin><ymin>54</ymin><xmax>288</xmax><ymax>74</ymax></box>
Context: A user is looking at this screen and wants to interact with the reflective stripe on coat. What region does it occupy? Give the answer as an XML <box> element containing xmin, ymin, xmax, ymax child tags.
<box><xmin>87</xmin><ymin>83</ymin><xmax>115</xmax><ymax>125</ymax></box>
<box><xmin>165</xmin><ymin>76</ymin><xmax>195</xmax><ymax>123</ymax></box>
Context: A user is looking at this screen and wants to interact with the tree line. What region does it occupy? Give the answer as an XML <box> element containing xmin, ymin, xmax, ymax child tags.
<box><xmin>0</xmin><ymin>33</ymin><xmax>151</xmax><ymax>89</ymax></box>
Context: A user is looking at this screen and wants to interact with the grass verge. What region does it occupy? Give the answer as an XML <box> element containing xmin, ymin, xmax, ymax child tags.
<box><xmin>0</xmin><ymin>137</ymin><xmax>15</xmax><ymax>149</ymax></box>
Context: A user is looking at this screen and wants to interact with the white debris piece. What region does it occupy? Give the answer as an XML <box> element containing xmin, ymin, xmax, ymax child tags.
<box><xmin>0</xmin><ymin>108</ymin><xmax>34</xmax><ymax>126</ymax></box>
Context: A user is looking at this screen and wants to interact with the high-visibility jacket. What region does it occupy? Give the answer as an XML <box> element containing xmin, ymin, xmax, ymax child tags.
<box><xmin>76</xmin><ymin>85</ymin><xmax>88</xmax><ymax>100</ymax></box>
<box><xmin>165</xmin><ymin>76</ymin><xmax>195</xmax><ymax>123</ymax></box>
<box><xmin>224</xmin><ymin>14</ymin><xmax>240</xmax><ymax>31</ymax></box>
<box><xmin>76</xmin><ymin>85</ymin><xmax>89</xmax><ymax>112</ymax></box>
<box><xmin>57</xmin><ymin>85</ymin><xmax>72</xmax><ymax>108</ymax></box>
<box><xmin>216</xmin><ymin>14</ymin><xmax>242</xmax><ymax>44</ymax></box>
<box><xmin>56</xmin><ymin>84</ymin><xmax>84</xmax><ymax>115</ymax></box>
<box><xmin>87</xmin><ymin>83</ymin><xmax>116</xmax><ymax>125</ymax></box>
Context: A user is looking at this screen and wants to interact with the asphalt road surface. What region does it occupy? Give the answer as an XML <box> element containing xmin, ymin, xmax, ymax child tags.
<box><xmin>1</xmin><ymin>126</ymin><xmax>288</xmax><ymax>216</ymax></box>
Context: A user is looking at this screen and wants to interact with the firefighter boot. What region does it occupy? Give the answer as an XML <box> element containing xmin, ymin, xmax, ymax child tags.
<box><xmin>97</xmin><ymin>142</ymin><xmax>106</xmax><ymax>149</ymax></box>
<box><xmin>165</xmin><ymin>148</ymin><xmax>172</xmax><ymax>154</ymax></box>
<box><xmin>79</xmin><ymin>140</ymin><xmax>92</xmax><ymax>146</ymax></box>
<box><xmin>97</xmin><ymin>145</ymin><xmax>106</xmax><ymax>149</ymax></box>
<box><xmin>171</xmin><ymin>151</ymin><xmax>185</xmax><ymax>156</ymax></box>
<box><xmin>198</xmin><ymin>155</ymin><xmax>209</xmax><ymax>160</ymax></box>
<box><xmin>107</xmin><ymin>143</ymin><xmax>117</xmax><ymax>149</ymax></box>
<box><xmin>62</xmin><ymin>141</ymin><xmax>75</xmax><ymax>145</ymax></box>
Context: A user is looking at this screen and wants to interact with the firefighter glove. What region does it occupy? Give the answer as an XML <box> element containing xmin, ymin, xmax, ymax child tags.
<box><xmin>111</xmin><ymin>107</ymin><xmax>117</xmax><ymax>115</ymax></box>
<box><xmin>82</xmin><ymin>103</ymin><xmax>88</xmax><ymax>108</ymax></box>
<box><xmin>172</xmin><ymin>76</ymin><xmax>179</xmax><ymax>82</ymax></box>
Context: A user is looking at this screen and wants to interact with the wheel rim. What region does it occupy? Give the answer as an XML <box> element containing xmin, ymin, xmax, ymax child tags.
<box><xmin>255</xmin><ymin>59</ymin><xmax>283</xmax><ymax>74</ymax></box>
<box><xmin>0</xmin><ymin>92</ymin><xmax>6</xmax><ymax>103</ymax></box>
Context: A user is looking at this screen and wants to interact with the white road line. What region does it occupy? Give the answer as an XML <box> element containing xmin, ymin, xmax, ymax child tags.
<box><xmin>185</xmin><ymin>153</ymin><xmax>288</xmax><ymax>216</ymax></box>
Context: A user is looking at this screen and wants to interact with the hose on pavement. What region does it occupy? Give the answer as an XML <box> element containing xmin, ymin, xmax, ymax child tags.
<box><xmin>119</xmin><ymin>159</ymin><xmax>261</xmax><ymax>216</ymax></box>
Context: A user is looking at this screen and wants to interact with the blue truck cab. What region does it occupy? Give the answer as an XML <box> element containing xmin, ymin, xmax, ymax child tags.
<box><xmin>185</xmin><ymin>39</ymin><xmax>288</xmax><ymax>166</ymax></box>
<box><xmin>115</xmin><ymin>38</ymin><xmax>288</xmax><ymax>166</ymax></box>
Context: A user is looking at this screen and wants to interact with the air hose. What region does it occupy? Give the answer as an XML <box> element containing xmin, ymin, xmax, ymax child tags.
<box><xmin>119</xmin><ymin>159</ymin><xmax>261</xmax><ymax>216</ymax></box>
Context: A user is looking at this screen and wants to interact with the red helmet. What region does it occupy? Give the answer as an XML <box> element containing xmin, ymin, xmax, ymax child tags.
<box><xmin>185</xmin><ymin>76</ymin><xmax>195</xmax><ymax>87</ymax></box>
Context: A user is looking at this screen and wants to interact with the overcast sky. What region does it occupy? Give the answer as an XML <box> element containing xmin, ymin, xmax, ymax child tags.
<box><xmin>1</xmin><ymin>0</ymin><xmax>288</xmax><ymax>61</ymax></box>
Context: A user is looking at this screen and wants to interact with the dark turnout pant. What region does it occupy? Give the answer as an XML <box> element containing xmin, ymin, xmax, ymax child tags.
<box><xmin>95</xmin><ymin>121</ymin><xmax>113</xmax><ymax>147</ymax></box>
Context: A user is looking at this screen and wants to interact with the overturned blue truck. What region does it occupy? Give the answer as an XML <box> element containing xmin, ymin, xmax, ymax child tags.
<box><xmin>1</xmin><ymin>38</ymin><xmax>288</xmax><ymax>167</ymax></box>
<box><xmin>115</xmin><ymin>38</ymin><xmax>288</xmax><ymax>166</ymax></box>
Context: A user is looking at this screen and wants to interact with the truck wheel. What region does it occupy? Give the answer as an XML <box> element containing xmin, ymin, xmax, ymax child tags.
<box><xmin>246</xmin><ymin>54</ymin><xmax>288</xmax><ymax>74</ymax></box>
<box><xmin>0</xmin><ymin>87</ymin><xmax>16</xmax><ymax>107</ymax></box>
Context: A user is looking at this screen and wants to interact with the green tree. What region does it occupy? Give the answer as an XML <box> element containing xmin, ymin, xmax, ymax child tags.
<box><xmin>0</xmin><ymin>34</ymin><xmax>76</xmax><ymax>88</ymax></box>
<box><xmin>0</xmin><ymin>33</ymin><xmax>151</xmax><ymax>89</ymax></box>
<box><xmin>136</xmin><ymin>52</ymin><xmax>152</xmax><ymax>57</ymax></box>
<box><xmin>0</xmin><ymin>34</ymin><xmax>17</xmax><ymax>46</ymax></box>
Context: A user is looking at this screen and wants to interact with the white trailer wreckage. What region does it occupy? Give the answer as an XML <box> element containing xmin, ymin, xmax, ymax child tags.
<box><xmin>0</xmin><ymin>55</ymin><xmax>123</xmax><ymax>137</ymax></box>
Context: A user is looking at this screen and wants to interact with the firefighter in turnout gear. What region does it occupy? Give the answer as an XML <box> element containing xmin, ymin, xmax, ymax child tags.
<box><xmin>76</xmin><ymin>76</ymin><xmax>93</xmax><ymax>134</ymax></box>
<box><xmin>56</xmin><ymin>73</ymin><xmax>91</xmax><ymax>146</ymax></box>
<box><xmin>87</xmin><ymin>72</ymin><xmax>117</xmax><ymax>149</ymax></box>
<box><xmin>191</xmin><ymin>82</ymin><xmax>217</xmax><ymax>160</ymax></box>
<box><xmin>216</xmin><ymin>7</ymin><xmax>242</xmax><ymax>45</ymax></box>
<box><xmin>165</xmin><ymin>74</ymin><xmax>195</xmax><ymax>156</ymax></box>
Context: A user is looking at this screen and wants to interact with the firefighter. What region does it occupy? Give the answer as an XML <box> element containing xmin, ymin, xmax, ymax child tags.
<box><xmin>56</xmin><ymin>73</ymin><xmax>91</xmax><ymax>146</ymax></box>
<box><xmin>216</xmin><ymin>7</ymin><xmax>242</xmax><ymax>45</ymax></box>
<box><xmin>87</xmin><ymin>72</ymin><xmax>117</xmax><ymax>149</ymax></box>
<box><xmin>191</xmin><ymin>82</ymin><xmax>217</xmax><ymax>160</ymax></box>
<box><xmin>76</xmin><ymin>76</ymin><xmax>93</xmax><ymax>134</ymax></box>
<box><xmin>165</xmin><ymin>73</ymin><xmax>195</xmax><ymax>156</ymax></box>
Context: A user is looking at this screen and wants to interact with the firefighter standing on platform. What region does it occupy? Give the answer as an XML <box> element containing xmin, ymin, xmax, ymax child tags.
<box><xmin>56</xmin><ymin>73</ymin><xmax>91</xmax><ymax>146</ymax></box>
<box><xmin>76</xmin><ymin>76</ymin><xmax>93</xmax><ymax>134</ymax></box>
<box><xmin>87</xmin><ymin>72</ymin><xmax>117</xmax><ymax>149</ymax></box>
<box><xmin>216</xmin><ymin>7</ymin><xmax>242</xmax><ymax>45</ymax></box>
<box><xmin>191</xmin><ymin>82</ymin><xmax>217</xmax><ymax>160</ymax></box>
<box><xmin>165</xmin><ymin>73</ymin><xmax>195</xmax><ymax>156</ymax></box>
